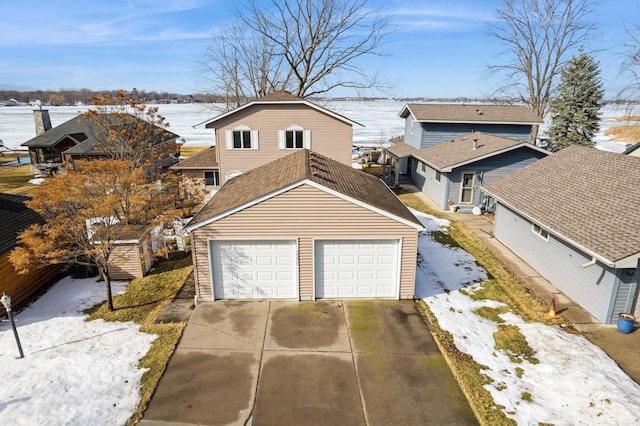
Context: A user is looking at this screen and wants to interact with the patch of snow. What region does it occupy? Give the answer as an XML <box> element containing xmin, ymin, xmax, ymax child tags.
<box><xmin>27</xmin><ymin>178</ymin><xmax>44</xmax><ymax>185</ymax></box>
<box><xmin>0</xmin><ymin>275</ymin><xmax>157</xmax><ymax>425</ymax></box>
<box><xmin>412</xmin><ymin>209</ymin><xmax>640</xmax><ymax>424</ymax></box>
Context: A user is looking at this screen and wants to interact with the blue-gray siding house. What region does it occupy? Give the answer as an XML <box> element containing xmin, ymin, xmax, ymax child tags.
<box><xmin>384</xmin><ymin>132</ymin><xmax>549</xmax><ymax>210</ymax></box>
<box><xmin>398</xmin><ymin>103</ymin><xmax>543</xmax><ymax>149</ymax></box>
<box><xmin>482</xmin><ymin>146</ymin><xmax>640</xmax><ymax>324</ymax></box>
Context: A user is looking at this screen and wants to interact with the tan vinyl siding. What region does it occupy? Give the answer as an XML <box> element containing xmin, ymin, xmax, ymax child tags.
<box><xmin>191</xmin><ymin>184</ymin><xmax>418</xmax><ymax>301</ymax></box>
<box><xmin>213</xmin><ymin>104</ymin><xmax>352</xmax><ymax>181</ymax></box>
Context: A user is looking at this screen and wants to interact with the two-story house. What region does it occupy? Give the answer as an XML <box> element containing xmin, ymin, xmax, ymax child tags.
<box><xmin>194</xmin><ymin>90</ymin><xmax>362</xmax><ymax>185</ymax></box>
<box><xmin>383</xmin><ymin>104</ymin><xmax>548</xmax><ymax>211</ymax></box>
<box><xmin>178</xmin><ymin>92</ymin><xmax>426</xmax><ymax>303</ymax></box>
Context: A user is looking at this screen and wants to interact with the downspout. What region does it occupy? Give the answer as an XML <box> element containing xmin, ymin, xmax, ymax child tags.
<box><xmin>581</xmin><ymin>257</ymin><xmax>597</xmax><ymax>268</ymax></box>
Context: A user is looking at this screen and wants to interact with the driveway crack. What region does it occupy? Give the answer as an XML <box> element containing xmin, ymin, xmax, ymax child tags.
<box><xmin>343</xmin><ymin>302</ymin><xmax>369</xmax><ymax>426</ymax></box>
<box><xmin>243</xmin><ymin>300</ymin><xmax>270</xmax><ymax>426</ymax></box>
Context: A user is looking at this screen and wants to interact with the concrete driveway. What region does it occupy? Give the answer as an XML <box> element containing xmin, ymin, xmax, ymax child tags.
<box><xmin>140</xmin><ymin>300</ymin><xmax>477</xmax><ymax>426</ymax></box>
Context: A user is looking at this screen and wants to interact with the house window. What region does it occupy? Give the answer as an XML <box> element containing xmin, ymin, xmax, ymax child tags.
<box><xmin>410</xmin><ymin>119</ymin><xmax>415</xmax><ymax>135</ymax></box>
<box><xmin>225</xmin><ymin>126</ymin><xmax>258</xmax><ymax>150</ymax></box>
<box><xmin>286</xmin><ymin>130</ymin><xmax>304</xmax><ymax>149</ymax></box>
<box><xmin>204</xmin><ymin>170</ymin><xmax>219</xmax><ymax>186</ymax></box>
<box><xmin>532</xmin><ymin>223</ymin><xmax>549</xmax><ymax>240</ymax></box>
<box><xmin>417</xmin><ymin>161</ymin><xmax>427</xmax><ymax>176</ymax></box>
<box><xmin>434</xmin><ymin>170</ymin><xmax>441</xmax><ymax>183</ymax></box>
<box><xmin>279</xmin><ymin>125</ymin><xmax>310</xmax><ymax>149</ymax></box>
<box><xmin>233</xmin><ymin>130</ymin><xmax>252</xmax><ymax>149</ymax></box>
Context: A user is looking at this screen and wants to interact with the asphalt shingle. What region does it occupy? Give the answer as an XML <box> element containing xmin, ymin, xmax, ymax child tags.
<box><xmin>401</xmin><ymin>103</ymin><xmax>543</xmax><ymax>124</ymax></box>
<box><xmin>482</xmin><ymin>145</ymin><xmax>640</xmax><ymax>263</ymax></box>
<box><xmin>171</xmin><ymin>146</ymin><xmax>218</xmax><ymax>169</ymax></box>
<box><xmin>188</xmin><ymin>149</ymin><xmax>422</xmax><ymax>229</ymax></box>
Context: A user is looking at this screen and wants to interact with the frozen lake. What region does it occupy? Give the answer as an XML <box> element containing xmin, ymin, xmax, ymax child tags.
<box><xmin>0</xmin><ymin>101</ymin><xmax>633</xmax><ymax>153</ymax></box>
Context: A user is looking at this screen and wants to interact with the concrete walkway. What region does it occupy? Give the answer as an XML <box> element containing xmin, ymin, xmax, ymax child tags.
<box><xmin>141</xmin><ymin>300</ymin><xmax>477</xmax><ymax>426</ymax></box>
<box><xmin>400</xmin><ymin>184</ymin><xmax>640</xmax><ymax>384</ymax></box>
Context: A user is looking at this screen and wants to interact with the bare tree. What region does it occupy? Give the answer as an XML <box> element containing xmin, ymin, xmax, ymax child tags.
<box><xmin>487</xmin><ymin>0</ymin><xmax>595</xmax><ymax>142</ymax></box>
<box><xmin>619</xmin><ymin>27</ymin><xmax>640</xmax><ymax>104</ymax></box>
<box><xmin>200</xmin><ymin>0</ymin><xmax>392</xmax><ymax>107</ymax></box>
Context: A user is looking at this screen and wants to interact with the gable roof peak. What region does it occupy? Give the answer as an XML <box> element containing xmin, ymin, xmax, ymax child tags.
<box><xmin>255</xmin><ymin>90</ymin><xmax>302</xmax><ymax>102</ymax></box>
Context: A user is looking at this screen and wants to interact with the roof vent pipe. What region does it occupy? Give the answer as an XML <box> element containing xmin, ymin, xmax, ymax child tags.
<box><xmin>473</xmin><ymin>139</ymin><xmax>478</xmax><ymax>150</ymax></box>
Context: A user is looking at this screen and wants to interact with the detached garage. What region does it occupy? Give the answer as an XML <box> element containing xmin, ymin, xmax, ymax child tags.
<box><xmin>186</xmin><ymin>150</ymin><xmax>424</xmax><ymax>301</ymax></box>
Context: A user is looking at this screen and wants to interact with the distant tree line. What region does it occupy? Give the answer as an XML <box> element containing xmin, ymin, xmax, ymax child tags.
<box><xmin>0</xmin><ymin>89</ymin><xmax>225</xmax><ymax>106</ymax></box>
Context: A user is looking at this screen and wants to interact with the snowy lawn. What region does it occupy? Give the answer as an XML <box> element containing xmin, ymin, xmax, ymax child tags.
<box><xmin>0</xmin><ymin>276</ymin><xmax>157</xmax><ymax>425</ymax></box>
<box><xmin>413</xmin><ymin>209</ymin><xmax>640</xmax><ymax>424</ymax></box>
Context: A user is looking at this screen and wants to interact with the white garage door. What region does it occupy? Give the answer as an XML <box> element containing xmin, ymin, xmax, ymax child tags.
<box><xmin>210</xmin><ymin>240</ymin><xmax>297</xmax><ymax>299</ymax></box>
<box><xmin>315</xmin><ymin>239</ymin><xmax>399</xmax><ymax>298</ymax></box>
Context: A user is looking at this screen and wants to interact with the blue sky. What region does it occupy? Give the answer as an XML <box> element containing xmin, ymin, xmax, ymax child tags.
<box><xmin>0</xmin><ymin>0</ymin><xmax>638</xmax><ymax>98</ymax></box>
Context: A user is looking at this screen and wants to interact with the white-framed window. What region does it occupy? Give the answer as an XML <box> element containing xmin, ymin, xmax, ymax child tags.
<box><xmin>409</xmin><ymin>119</ymin><xmax>415</xmax><ymax>135</ymax></box>
<box><xmin>417</xmin><ymin>161</ymin><xmax>427</xmax><ymax>176</ymax></box>
<box><xmin>532</xmin><ymin>223</ymin><xmax>549</xmax><ymax>241</ymax></box>
<box><xmin>225</xmin><ymin>125</ymin><xmax>259</xmax><ymax>150</ymax></box>
<box><xmin>434</xmin><ymin>170</ymin><xmax>441</xmax><ymax>183</ymax></box>
<box><xmin>279</xmin><ymin>125</ymin><xmax>311</xmax><ymax>149</ymax></box>
<box><xmin>204</xmin><ymin>170</ymin><xmax>220</xmax><ymax>186</ymax></box>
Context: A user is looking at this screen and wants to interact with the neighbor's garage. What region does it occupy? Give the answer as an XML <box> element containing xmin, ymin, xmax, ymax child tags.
<box><xmin>210</xmin><ymin>240</ymin><xmax>297</xmax><ymax>299</ymax></box>
<box><xmin>314</xmin><ymin>239</ymin><xmax>400</xmax><ymax>298</ymax></box>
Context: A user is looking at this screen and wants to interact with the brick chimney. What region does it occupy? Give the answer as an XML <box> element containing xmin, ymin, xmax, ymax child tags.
<box><xmin>33</xmin><ymin>109</ymin><xmax>52</xmax><ymax>135</ymax></box>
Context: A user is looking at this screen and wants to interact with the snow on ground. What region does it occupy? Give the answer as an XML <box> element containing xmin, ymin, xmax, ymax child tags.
<box><xmin>412</xmin><ymin>209</ymin><xmax>640</xmax><ymax>424</ymax></box>
<box><xmin>3</xmin><ymin>209</ymin><xmax>640</xmax><ymax>425</ymax></box>
<box><xmin>0</xmin><ymin>276</ymin><xmax>156</xmax><ymax>425</ymax></box>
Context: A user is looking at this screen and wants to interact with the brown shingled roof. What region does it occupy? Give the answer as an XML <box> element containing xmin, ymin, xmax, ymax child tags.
<box><xmin>187</xmin><ymin>149</ymin><xmax>423</xmax><ymax>230</ymax></box>
<box><xmin>384</xmin><ymin>139</ymin><xmax>423</xmax><ymax>159</ymax></box>
<box><xmin>197</xmin><ymin>91</ymin><xmax>363</xmax><ymax>128</ymax></box>
<box><xmin>399</xmin><ymin>103</ymin><xmax>543</xmax><ymax>124</ymax></box>
<box><xmin>171</xmin><ymin>146</ymin><xmax>217</xmax><ymax>169</ymax></box>
<box><xmin>414</xmin><ymin>132</ymin><xmax>548</xmax><ymax>171</ymax></box>
<box><xmin>254</xmin><ymin>90</ymin><xmax>302</xmax><ymax>102</ymax></box>
<box><xmin>482</xmin><ymin>145</ymin><xmax>640</xmax><ymax>265</ymax></box>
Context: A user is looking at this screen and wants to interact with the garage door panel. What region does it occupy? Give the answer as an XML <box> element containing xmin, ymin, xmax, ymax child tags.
<box><xmin>211</xmin><ymin>240</ymin><xmax>297</xmax><ymax>299</ymax></box>
<box><xmin>315</xmin><ymin>239</ymin><xmax>399</xmax><ymax>299</ymax></box>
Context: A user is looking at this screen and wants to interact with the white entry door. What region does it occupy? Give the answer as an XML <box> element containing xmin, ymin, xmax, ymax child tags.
<box><xmin>315</xmin><ymin>239</ymin><xmax>399</xmax><ymax>298</ymax></box>
<box><xmin>210</xmin><ymin>240</ymin><xmax>297</xmax><ymax>299</ymax></box>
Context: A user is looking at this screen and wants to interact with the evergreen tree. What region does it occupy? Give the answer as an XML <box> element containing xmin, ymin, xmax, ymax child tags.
<box><xmin>545</xmin><ymin>53</ymin><xmax>604</xmax><ymax>151</ymax></box>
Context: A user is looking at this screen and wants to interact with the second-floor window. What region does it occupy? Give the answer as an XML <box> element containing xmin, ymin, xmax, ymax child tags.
<box><xmin>286</xmin><ymin>130</ymin><xmax>304</xmax><ymax>149</ymax></box>
<box><xmin>279</xmin><ymin>125</ymin><xmax>311</xmax><ymax>149</ymax></box>
<box><xmin>225</xmin><ymin>125</ymin><xmax>259</xmax><ymax>150</ymax></box>
<box><xmin>233</xmin><ymin>130</ymin><xmax>251</xmax><ymax>149</ymax></box>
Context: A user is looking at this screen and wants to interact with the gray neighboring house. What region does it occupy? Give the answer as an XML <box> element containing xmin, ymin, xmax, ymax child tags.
<box><xmin>482</xmin><ymin>145</ymin><xmax>640</xmax><ymax>324</ymax></box>
<box><xmin>384</xmin><ymin>104</ymin><xmax>545</xmax><ymax>209</ymax></box>
<box><xmin>384</xmin><ymin>131</ymin><xmax>549</xmax><ymax>210</ymax></box>
<box><xmin>398</xmin><ymin>103</ymin><xmax>543</xmax><ymax>149</ymax></box>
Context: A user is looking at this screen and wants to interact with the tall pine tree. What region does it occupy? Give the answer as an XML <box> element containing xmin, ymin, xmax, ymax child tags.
<box><xmin>545</xmin><ymin>53</ymin><xmax>604</xmax><ymax>151</ymax></box>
